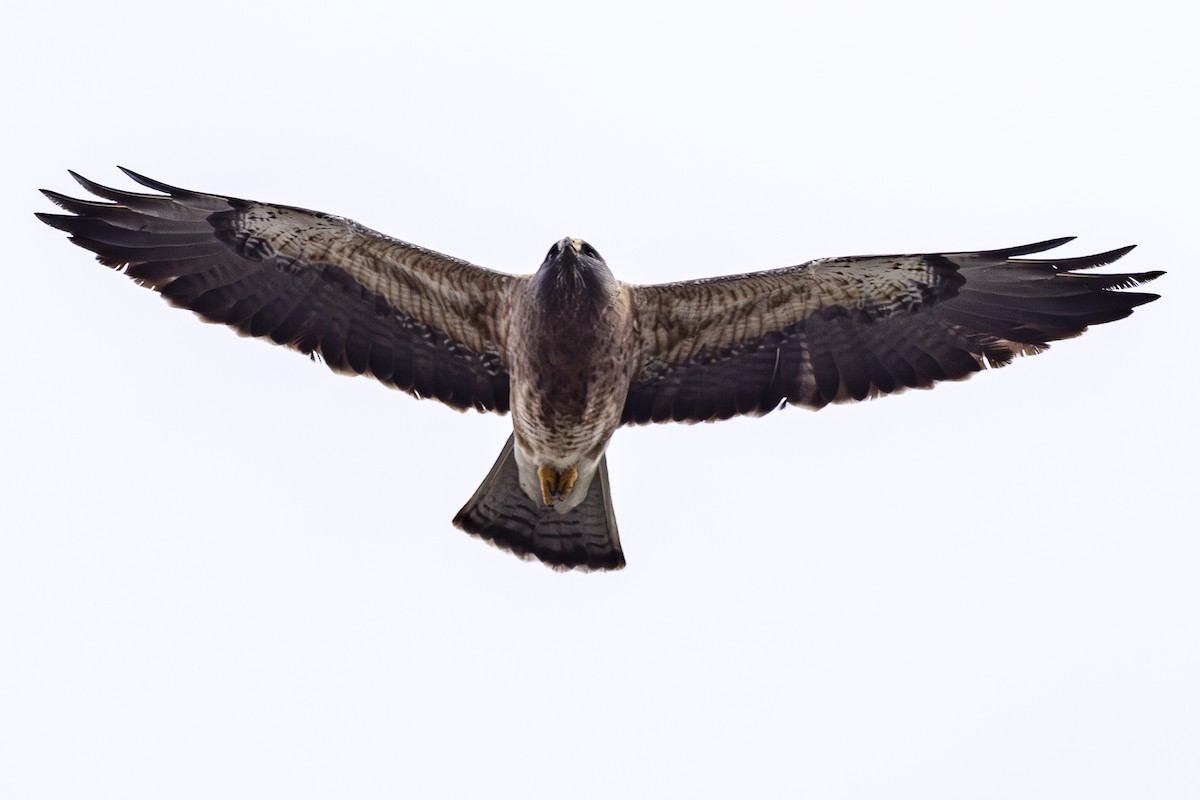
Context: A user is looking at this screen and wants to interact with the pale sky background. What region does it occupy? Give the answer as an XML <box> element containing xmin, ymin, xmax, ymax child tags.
<box><xmin>2</xmin><ymin>1</ymin><xmax>1197</xmax><ymax>798</ymax></box>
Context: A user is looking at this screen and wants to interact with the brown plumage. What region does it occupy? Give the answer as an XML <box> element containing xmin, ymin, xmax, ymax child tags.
<box><xmin>624</xmin><ymin>242</ymin><xmax>1159</xmax><ymax>422</ymax></box>
<box><xmin>38</xmin><ymin>169</ymin><xmax>1163</xmax><ymax>571</ymax></box>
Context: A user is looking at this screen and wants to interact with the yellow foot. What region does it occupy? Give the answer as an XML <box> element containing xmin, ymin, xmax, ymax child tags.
<box><xmin>536</xmin><ymin>464</ymin><xmax>580</xmax><ymax>505</ymax></box>
<box><xmin>537</xmin><ymin>465</ymin><xmax>556</xmax><ymax>506</ymax></box>
<box><xmin>557</xmin><ymin>465</ymin><xmax>579</xmax><ymax>500</ymax></box>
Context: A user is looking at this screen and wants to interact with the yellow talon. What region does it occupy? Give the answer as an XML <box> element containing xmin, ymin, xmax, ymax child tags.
<box><xmin>537</xmin><ymin>465</ymin><xmax>556</xmax><ymax>506</ymax></box>
<box><xmin>537</xmin><ymin>464</ymin><xmax>580</xmax><ymax>505</ymax></box>
<box><xmin>557</xmin><ymin>465</ymin><xmax>579</xmax><ymax>500</ymax></box>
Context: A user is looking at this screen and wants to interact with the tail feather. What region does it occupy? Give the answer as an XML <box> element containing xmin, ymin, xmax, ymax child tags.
<box><xmin>453</xmin><ymin>436</ymin><xmax>625</xmax><ymax>571</ymax></box>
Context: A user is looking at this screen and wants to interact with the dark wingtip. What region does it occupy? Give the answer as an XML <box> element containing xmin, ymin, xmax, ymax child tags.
<box><xmin>1125</xmin><ymin>269</ymin><xmax>1162</xmax><ymax>285</ymax></box>
<box><xmin>117</xmin><ymin>166</ymin><xmax>186</xmax><ymax>195</ymax></box>
<box><xmin>1120</xmin><ymin>292</ymin><xmax>1160</xmax><ymax>310</ymax></box>
<box><xmin>1091</xmin><ymin>244</ymin><xmax>1139</xmax><ymax>267</ymax></box>
<box><xmin>68</xmin><ymin>170</ymin><xmax>133</xmax><ymax>200</ymax></box>
<box><xmin>35</xmin><ymin>211</ymin><xmax>73</xmax><ymax>231</ymax></box>
<box><xmin>67</xmin><ymin>169</ymin><xmax>97</xmax><ymax>190</ymax></box>
<box><xmin>987</xmin><ymin>236</ymin><xmax>1077</xmax><ymax>258</ymax></box>
<box><xmin>40</xmin><ymin>188</ymin><xmax>115</xmax><ymax>213</ymax></box>
<box><xmin>1046</xmin><ymin>244</ymin><xmax>1139</xmax><ymax>270</ymax></box>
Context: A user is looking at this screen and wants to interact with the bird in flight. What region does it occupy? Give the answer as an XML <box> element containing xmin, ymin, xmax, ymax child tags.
<box><xmin>38</xmin><ymin>169</ymin><xmax>1163</xmax><ymax>571</ymax></box>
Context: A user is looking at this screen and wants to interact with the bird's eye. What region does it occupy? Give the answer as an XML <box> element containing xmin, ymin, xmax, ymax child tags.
<box><xmin>581</xmin><ymin>243</ymin><xmax>600</xmax><ymax>259</ymax></box>
<box><xmin>546</xmin><ymin>243</ymin><xmax>560</xmax><ymax>262</ymax></box>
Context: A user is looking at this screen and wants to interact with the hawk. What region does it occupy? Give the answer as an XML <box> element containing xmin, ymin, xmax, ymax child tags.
<box><xmin>37</xmin><ymin>169</ymin><xmax>1163</xmax><ymax>571</ymax></box>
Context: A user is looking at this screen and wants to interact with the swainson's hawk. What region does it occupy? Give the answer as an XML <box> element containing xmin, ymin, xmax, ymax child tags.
<box><xmin>38</xmin><ymin>169</ymin><xmax>1163</xmax><ymax>571</ymax></box>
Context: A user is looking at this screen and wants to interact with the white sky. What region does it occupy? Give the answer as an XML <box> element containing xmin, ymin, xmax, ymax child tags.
<box><xmin>3</xmin><ymin>1</ymin><xmax>1197</xmax><ymax>798</ymax></box>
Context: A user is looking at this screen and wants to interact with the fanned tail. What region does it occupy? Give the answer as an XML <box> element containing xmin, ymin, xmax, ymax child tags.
<box><xmin>452</xmin><ymin>436</ymin><xmax>624</xmax><ymax>571</ymax></box>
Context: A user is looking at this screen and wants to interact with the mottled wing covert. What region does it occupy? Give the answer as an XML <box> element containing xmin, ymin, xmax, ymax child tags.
<box><xmin>624</xmin><ymin>238</ymin><xmax>1162</xmax><ymax>423</ymax></box>
<box><xmin>38</xmin><ymin>169</ymin><xmax>518</xmax><ymax>412</ymax></box>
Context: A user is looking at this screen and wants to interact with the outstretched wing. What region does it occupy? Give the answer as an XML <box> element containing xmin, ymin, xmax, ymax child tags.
<box><xmin>38</xmin><ymin>169</ymin><xmax>518</xmax><ymax>413</ymax></box>
<box><xmin>624</xmin><ymin>238</ymin><xmax>1162</xmax><ymax>424</ymax></box>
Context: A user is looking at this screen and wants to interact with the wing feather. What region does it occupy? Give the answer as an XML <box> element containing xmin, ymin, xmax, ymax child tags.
<box><xmin>38</xmin><ymin>170</ymin><xmax>517</xmax><ymax>413</ymax></box>
<box><xmin>625</xmin><ymin>240</ymin><xmax>1161</xmax><ymax>423</ymax></box>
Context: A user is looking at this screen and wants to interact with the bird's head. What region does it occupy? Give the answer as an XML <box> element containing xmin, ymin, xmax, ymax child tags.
<box><xmin>535</xmin><ymin>237</ymin><xmax>614</xmax><ymax>299</ymax></box>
